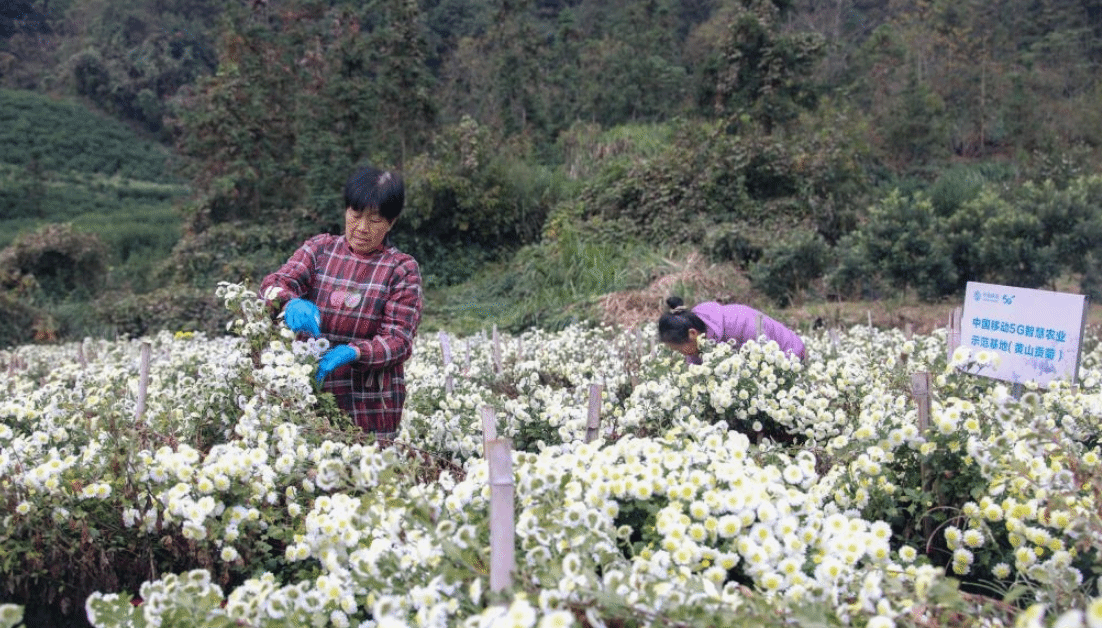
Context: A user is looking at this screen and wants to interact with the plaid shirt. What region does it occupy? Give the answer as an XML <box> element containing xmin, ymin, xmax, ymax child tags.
<box><xmin>260</xmin><ymin>234</ymin><xmax>423</xmax><ymax>433</ymax></box>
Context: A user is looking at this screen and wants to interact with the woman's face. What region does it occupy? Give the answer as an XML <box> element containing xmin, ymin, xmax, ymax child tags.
<box><xmin>664</xmin><ymin>328</ymin><xmax>700</xmax><ymax>357</ymax></box>
<box><xmin>345</xmin><ymin>206</ymin><xmax>394</xmax><ymax>255</ymax></box>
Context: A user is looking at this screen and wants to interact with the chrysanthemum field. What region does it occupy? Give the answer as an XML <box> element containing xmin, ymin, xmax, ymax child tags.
<box><xmin>2</xmin><ymin>283</ymin><xmax>1102</xmax><ymax>628</ymax></box>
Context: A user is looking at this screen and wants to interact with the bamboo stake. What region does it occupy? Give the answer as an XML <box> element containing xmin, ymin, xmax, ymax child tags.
<box><xmin>911</xmin><ymin>372</ymin><xmax>931</xmax><ymax>433</ymax></box>
<box><xmin>631</xmin><ymin>328</ymin><xmax>643</xmax><ymax>388</ymax></box>
<box><xmin>480</xmin><ymin>405</ymin><xmax>498</xmax><ymax>453</ymax></box>
<box><xmin>486</xmin><ymin>438</ymin><xmax>515</xmax><ymax>593</ymax></box>
<box><xmin>585</xmin><ymin>384</ymin><xmax>603</xmax><ymax>443</ymax></box>
<box><xmin>947</xmin><ymin>306</ymin><xmax>963</xmax><ymax>363</ymax></box>
<box><xmin>492</xmin><ymin>325</ymin><xmax>503</xmax><ymax>376</ymax></box>
<box><xmin>911</xmin><ymin>371</ymin><xmax>934</xmax><ymax>544</ymax></box>
<box><xmin>438</xmin><ymin>331</ymin><xmax>454</xmax><ymax>394</ymax></box>
<box><xmin>136</xmin><ymin>341</ymin><xmax>152</xmax><ymax>423</ymax></box>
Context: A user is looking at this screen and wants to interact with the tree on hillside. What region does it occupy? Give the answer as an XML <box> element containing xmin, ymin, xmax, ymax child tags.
<box><xmin>586</xmin><ymin>0</ymin><xmax>689</xmax><ymax>125</ymax></box>
<box><xmin>438</xmin><ymin>0</ymin><xmax>550</xmax><ymax>138</ymax></box>
<box><xmin>54</xmin><ymin>0</ymin><xmax>219</xmax><ymax>136</ymax></box>
<box><xmin>843</xmin><ymin>0</ymin><xmax>1102</xmax><ymax>163</ymax></box>
<box><xmin>170</xmin><ymin>0</ymin><xmax>436</xmax><ymax>233</ymax></box>
<box><xmin>713</xmin><ymin>0</ymin><xmax>824</xmax><ymax>134</ymax></box>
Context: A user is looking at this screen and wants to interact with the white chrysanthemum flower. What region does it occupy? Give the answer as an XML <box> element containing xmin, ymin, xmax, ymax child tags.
<box><xmin>963</xmin><ymin>529</ymin><xmax>985</xmax><ymax>548</ymax></box>
<box><xmin>866</xmin><ymin>616</ymin><xmax>895</xmax><ymax>628</ymax></box>
<box><xmin>537</xmin><ymin>610</ymin><xmax>575</xmax><ymax>628</ymax></box>
<box><xmin>1085</xmin><ymin>598</ymin><xmax>1102</xmax><ymax>628</ymax></box>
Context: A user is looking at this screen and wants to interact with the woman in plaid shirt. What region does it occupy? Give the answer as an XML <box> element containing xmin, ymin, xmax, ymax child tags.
<box><xmin>261</xmin><ymin>166</ymin><xmax>423</xmax><ymax>439</ymax></box>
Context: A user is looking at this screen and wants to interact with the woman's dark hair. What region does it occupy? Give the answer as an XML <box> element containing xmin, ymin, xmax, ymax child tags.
<box><xmin>344</xmin><ymin>166</ymin><xmax>405</xmax><ymax>221</ymax></box>
<box><xmin>657</xmin><ymin>296</ymin><xmax>706</xmax><ymax>343</ymax></box>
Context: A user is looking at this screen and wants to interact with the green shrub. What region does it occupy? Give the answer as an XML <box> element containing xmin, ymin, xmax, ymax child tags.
<box><xmin>154</xmin><ymin>219</ymin><xmax>320</xmax><ymax>289</ymax></box>
<box><xmin>404</xmin><ymin>116</ymin><xmax>561</xmax><ymax>249</ymax></box>
<box><xmin>578</xmin><ymin>114</ymin><xmax>870</xmax><ymax>248</ymax></box>
<box><xmin>1025</xmin><ymin>175</ymin><xmax>1102</xmax><ymax>290</ymax></box>
<box><xmin>0</xmin><ymin>292</ymin><xmax>48</xmax><ymax>349</ymax></box>
<box><xmin>929</xmin><ymin>165</ymin><xmax>989</xmax><ymax>215</ymax></box>
<box><xmin>749</xmin><ymin>230</ymin><xmax>830</xmax><ymax>307</ymax></box>
<box><xmin>0</xmin><ymin>223</ymin><xmax>108</xmax><ymax>301</ymax></box>
<box><xmin>92</xmin><ymin>286</ymin><xmax>229</xmax><ymax>339</ymax></box>
<box><xmin>553</xmin><ymin>121</ymin><xmax>673</xmax><ymax>184</ymax></box>
<box><xmin>948</xmin><ymin>189</ymin><xmax>1060</xmax><ymax>290</ymax></box>
<box><xmin>702</xmin><ymin>223</ymin><xmax>763</xmax><ymax>267</ymax></box>
<box><xmin>827</xmin><ymin>234</ymin><xmax>879</xmax><ymax>299</ymax></box>
<box><xmin>833</xmin><ymin>190</ymin><xmax>957</xmax><ymax>301</ymax></box>
<box><xmin>834</xmin><ymin>174</ymin><xmax>1102</xmax><ymax>302</ymax></box>
<box><xmin>395</xmin><ymin>232</ymin><xmax>498</xmax><ymax>289</ymax></box>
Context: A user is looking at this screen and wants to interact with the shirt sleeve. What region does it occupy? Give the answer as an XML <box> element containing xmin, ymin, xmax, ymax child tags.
<box><xmin>349</xmin><ymin>256</ymin><xmax>423</xmax><ymax>369</ymax></box>
<box><xmin>259</xmin><ymin>237</ymin><xmax>322</xmax><ymax>311</ymax></box>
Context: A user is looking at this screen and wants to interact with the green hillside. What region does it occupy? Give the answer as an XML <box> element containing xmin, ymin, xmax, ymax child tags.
<box><xmin>0</xmin><ymin>88</ymin><xmax>179</xmax><ymax>180</ymax></box>
<box><xmin>0</xmin><ymin>88</ymin><xmax>187</xmax><ymax>274</ymax></box>
<box><xmin>1</xmin><ymin>0</ymin><xmax>1101</xmax><ymax>349</ymax></box>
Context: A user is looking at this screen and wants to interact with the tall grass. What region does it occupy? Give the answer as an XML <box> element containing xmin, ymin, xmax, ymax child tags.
<box><xmin>422</xmin><ymin>229</ymin><xmax>660</xmax><ymax>335</ymax></box>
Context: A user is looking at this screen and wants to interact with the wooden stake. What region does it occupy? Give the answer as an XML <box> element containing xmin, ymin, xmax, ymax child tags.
<box><xmin>486</xmin><ymin>439</ymin><xmax>515</xmax><ymax>593</ymax></box>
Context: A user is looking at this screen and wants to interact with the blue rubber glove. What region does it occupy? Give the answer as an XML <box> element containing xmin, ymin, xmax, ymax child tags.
<box><xmin>284</xmin><ymin>298</ymin><xmax>321</xmax><ymax>337</ymax></box>
<box><xmin>316</xmin><ymin>344</ymin><xmax>358</xmax><ymax>384</ymax></box>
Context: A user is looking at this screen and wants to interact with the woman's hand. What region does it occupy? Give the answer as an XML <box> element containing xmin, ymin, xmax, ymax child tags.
<box><xmin>316</xmin><ymin>344</ymin><xmax>358</xmax><ymax>384</ymax></box>
<box><xmin>284</xmin><ymin>298</ymin><xmax>321</xmax><ymax>337</ymax></box>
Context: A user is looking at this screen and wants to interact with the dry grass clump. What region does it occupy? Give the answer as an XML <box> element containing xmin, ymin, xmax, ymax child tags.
<box><xmin>598</xmin><ymin>253</ymin><xmax>753</xmax><ymax>330</ymax></box>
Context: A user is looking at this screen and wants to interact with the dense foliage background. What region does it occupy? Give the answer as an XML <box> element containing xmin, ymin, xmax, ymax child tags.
<box><xmin>2</xmin><ymin>0</ymin><xmax>1101</xmax><ymax>347</ymax></box>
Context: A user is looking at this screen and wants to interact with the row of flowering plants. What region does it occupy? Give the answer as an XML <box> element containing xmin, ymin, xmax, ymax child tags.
<box><xmin>1</xmin><ymin>281</ymin><xmax>1102</xmax><ymax>627</ymax></box>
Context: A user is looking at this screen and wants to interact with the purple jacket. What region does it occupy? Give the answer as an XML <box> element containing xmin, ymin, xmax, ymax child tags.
<box><xmin>693</xmin><ymin>301</ymin><xmax>805</xmax><ymax>361</ymax></box>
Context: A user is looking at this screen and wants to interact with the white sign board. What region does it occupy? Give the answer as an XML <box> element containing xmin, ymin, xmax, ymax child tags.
<box><xmin>960</xmin><ymin>282</ymin><xmax>1088</xmax><ymax>387</ymax></box>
